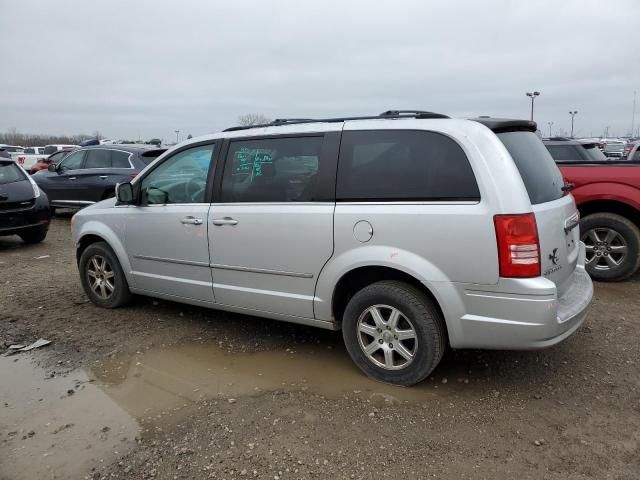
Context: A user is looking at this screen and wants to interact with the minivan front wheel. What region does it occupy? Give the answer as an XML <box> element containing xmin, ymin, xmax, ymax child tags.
<box><xmin>79</xmin><ymin>242</ymin><xmax>133</xmax><ymax>308</ymax></box>
<box><xmin>581</xmin><ymin>213</ymin><xmax>640</xmax><ymax>282</ymax></box>
<box><xmin>342</xmin><ymin>281</ymin><xmax>446</xmax><ymax>386</ymax></box>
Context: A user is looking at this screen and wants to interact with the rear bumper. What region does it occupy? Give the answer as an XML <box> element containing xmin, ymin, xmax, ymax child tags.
<box><xmin>448</xmin><ymin>243</ymin><xmax>593</xmax><ymax>350</ymax></box>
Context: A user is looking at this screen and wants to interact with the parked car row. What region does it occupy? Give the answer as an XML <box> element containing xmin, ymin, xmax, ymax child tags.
<box><xmin>32</xmin><ymin>145</ymin><xmax>165</xmax><ymax>212</ymax></box>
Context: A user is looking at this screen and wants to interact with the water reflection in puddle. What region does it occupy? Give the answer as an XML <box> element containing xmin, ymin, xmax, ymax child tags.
<box><xmin>90</xmin><ymin>342</ymin><xmax>438</xmax><ymax>419</ymax></box>
<box><xmin>0</xmin><ymin>356</ymin><xmax>139</xmax><ymax>480</ymax></box>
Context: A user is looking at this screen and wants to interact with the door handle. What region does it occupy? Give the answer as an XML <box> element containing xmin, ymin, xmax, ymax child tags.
<box><xmin>180</xmin><ymin>216</ymin><xmax>203</xmax><ymax>225</ymax></box>
<box><xmin>99</xmin><ymin>175</ymin><xmax>108</xmax><ymax>179</ymax></box>
<box><xmin>212</xmin><ymin>217</ymin><xmax>238</xmax><ymax>226</ymax></box>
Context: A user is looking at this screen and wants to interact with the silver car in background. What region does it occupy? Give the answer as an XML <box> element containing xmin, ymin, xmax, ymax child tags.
<box><xmin>71</xmin><ymin>111</ymin><xmax>593</xmax><ymax>385</ymax></box>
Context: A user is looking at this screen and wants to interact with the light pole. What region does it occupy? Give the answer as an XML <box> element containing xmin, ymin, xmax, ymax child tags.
<box><xmin>546</xmin><ymin>121</ymin><xmax>554</xmax><ymax>137</ymax></box>
<box><xmin>175</xmin><ymin>130</ymin><xmax>180</xmax><ymax>143</ymax></box>
<box><xmin>526</xmin><ymin>91</ymin><xmax>540</xmax><ymax>121</ymax></box>
<box><xmin>569</xmin><ymin>111</ymin><xmax>578</xmax><ymax>138</ymax></box>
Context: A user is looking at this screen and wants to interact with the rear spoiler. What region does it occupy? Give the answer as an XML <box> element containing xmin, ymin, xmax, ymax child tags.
<box><xmin>470</xmin><ymin>117</ymin><xmax>537</xmax><ymax>133</ymax></box>
<box><xmin>141</xmin><ymin>149</ymin><xmax>167</xmax><ymax>158</ymax></box>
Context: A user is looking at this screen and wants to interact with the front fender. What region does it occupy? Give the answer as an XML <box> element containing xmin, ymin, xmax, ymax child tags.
<box><xmin>74</xmin><ymin>219</ymin><xmax>135</xmax><ymax>288</ymax></box>
<box><xmin>313</xmin><ymin>245</ymin><xmax>450</xmax><ymax>323</ymax></box>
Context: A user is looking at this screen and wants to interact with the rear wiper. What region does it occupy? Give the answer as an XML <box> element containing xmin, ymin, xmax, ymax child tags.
<box><xmin>561</xmin><ymin>183</ymin><xmax>576</xmax><ymax>192</ymax></box>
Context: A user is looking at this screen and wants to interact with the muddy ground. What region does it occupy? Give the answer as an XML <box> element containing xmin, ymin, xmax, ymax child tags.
<box><xmin>1</xmin><ymin>216</ymin><xmax>639</xmax><ymax>480</ymax></box>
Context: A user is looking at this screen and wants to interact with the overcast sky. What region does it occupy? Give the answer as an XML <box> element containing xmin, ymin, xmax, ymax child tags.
<box><xmin>1</xmin><ymin>0</ymin><xmax>639</xmax><ymax>142</ymax></box>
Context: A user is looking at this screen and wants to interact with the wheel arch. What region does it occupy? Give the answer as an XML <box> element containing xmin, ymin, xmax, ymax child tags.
<box><xmin>578</xmin><ymin>199</ymin><xmax>640</xmax><ymax>229</ymax></box>
<box><xmin>75</xmin><ymin>224</ymin><xmax>134</xmax><ymax>287</ymax></box>
<box><xmin>329</xmin><ymin>265</ymin><xmax>450</xmax><ymax>346</ymax></box>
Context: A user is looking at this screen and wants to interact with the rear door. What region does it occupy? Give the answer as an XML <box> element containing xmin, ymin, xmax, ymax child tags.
<box><xmin>76</xmin><ymin>149</ymin><xmax>135</xmax><ymax>202</ymax></box>
<box><xmin>498</xmin><ymin>131</ymin><xmax>579</xmax><ymax>295</ymax></box>
<box><xmin>42</xmin><ymin>149</ymin><xmax>86</xmax><ymax>203</ymax></box>
<box><xmin>208</xmin><ymin>133</ymin><xmax>338</xmax><ymax>318</ymax></box>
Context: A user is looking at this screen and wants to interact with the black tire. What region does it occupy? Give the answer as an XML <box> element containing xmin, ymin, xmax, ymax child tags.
<box><xmin>79</xmin><ymin>241</ymin><xmax>133</xmax><ymax>308</ymax></box>
<box><xmin>19</xmin><ymin>228</ymin><xmax>48</xmax><ymax>244</ymax></box>
<box><xmin>342</xmin><ymin>280</ymin><xmax>447</xmax><ymax>386</ymax></box>
<box><xmin>580</xmin><ymin>213</ymin><xmax>640</xmax><ymax>282</ymax></box>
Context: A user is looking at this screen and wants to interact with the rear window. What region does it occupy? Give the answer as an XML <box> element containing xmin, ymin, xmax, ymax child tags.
<box><xmin>0</xmin><ymin>162</ymin><xmax>26</xmax><ymax>184</ymax></box>
<box><xmin>604</xmin><ymin>143</ymin><xmax>625</xmax><ymax>152</ymax></box>
<box><xmin>498</xmin><ymin>131</ymin><xmax>563</xmax><ymax>205</ymax></box>
<box><xmin>336</xmin><ymin>130</ymin><xmax>480</xmax><ymax>201</ymax></box>
<box><xmin>545</xmin><ymin>143</ymin><xmax>607</xmax><ymax>163</ymax></box>
<box><xmin>582</xmin><ymin>143</ymin><xmax>607</xmax><ymax>161</ymax></box>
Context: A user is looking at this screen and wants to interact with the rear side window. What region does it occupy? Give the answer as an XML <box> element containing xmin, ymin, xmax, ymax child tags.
<box><xmin>221</xmin><ymin>136</ymin><xmax>324</xmax><ymax>202</ymax></box>
<box><xmin>498</xmin><ymin>132</ymin><xmax>563</xmax><ymax>205</ymax></box>
<box><xmin>0</xmin><ymin>162</ymin><xmax>26</xmax><ymax>184</ymax></box>
<box><xmin>84</xmin><ymin>149</ymin><xmax>111</xmax><ymax>168</ymax></box>
<box><xmin>111</xmin><ymin>151</ymin><xmax>131</xmax><ymax>168</ymax></box>
<box><xmin>336</xmin><ymin>130</ymin><xmax>479</xmax><ymax>201</ymax></box>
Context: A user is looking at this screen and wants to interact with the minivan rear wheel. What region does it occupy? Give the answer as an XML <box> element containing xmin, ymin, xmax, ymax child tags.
<box><xmin>342</xmin><ymin>280</ymin><xmax>446</xmax><ymax>386</ymax></box>
<box><xmin>79</xmin><ymin>241</ymin><xmax>133</xmax><ymax>308</ymax></box>
<box><xmin>580</xmin><ymin>213</ymin><xmax>640</xmax><ymax>282</ymax></box>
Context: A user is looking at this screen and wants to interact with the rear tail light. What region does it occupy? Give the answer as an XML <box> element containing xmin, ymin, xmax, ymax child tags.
<box><xmin>494</xmin><ymin>213</ymin><xmax>540</xmax><ymax>278</ymax></box>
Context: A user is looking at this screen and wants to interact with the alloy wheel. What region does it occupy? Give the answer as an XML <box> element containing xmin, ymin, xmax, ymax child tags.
<box><xmin>86</xmin><ymin>254</ymin><xmax>115</xmax><ymax>299</ymax></box>
<box><xmin>582</xmin><ymin>227</ymin><xmax>628</xmax><ymax>271</ymax></box>
<box><xmin>356</xmin><ymin>304</ymin><xmax>418</xmax><ymax>370</ymax></box>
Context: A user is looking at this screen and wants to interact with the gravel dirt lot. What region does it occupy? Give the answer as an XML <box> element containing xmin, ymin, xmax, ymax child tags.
<box><xmin>1</xmin><ymin>216</ymin><xmax>639</xmax><ymax>480</ymax></box>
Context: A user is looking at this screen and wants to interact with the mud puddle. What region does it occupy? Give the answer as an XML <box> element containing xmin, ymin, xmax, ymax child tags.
<box><xmin>1</xmin><ymin>342</ymin><xmax>442</xmax><ymax>478</ymax></box>
<box><xmin>90</xmin><ymin>342</ymin><xmax>440</xmax><ymax>420</ymax></box>
<box><xmin>0</xmin><ymin>355</ymin><xmax>139</xmax><ymax>480</ymax></box>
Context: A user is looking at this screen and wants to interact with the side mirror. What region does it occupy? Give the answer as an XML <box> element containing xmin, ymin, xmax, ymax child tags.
<box><xmin>116</xmin><ymin>182</ymin><xmax>135</xmax><ymax>204</ymax></box>
<box><xmin>47</xmin><ymin>163</ymin><xmax>57</xmax><ymax>172</ymax></box>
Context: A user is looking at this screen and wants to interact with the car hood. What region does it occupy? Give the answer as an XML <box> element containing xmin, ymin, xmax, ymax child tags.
<box><xmin>0</xmin><ymin>180</ymin><xmax>34</xmax><ymax>203</ymax></box>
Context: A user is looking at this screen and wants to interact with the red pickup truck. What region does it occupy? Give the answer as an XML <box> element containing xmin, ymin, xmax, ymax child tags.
<box><xmin>544</xmin><ymin>138</ymin><xmax>640</xmax><ymax>281</ymax></box>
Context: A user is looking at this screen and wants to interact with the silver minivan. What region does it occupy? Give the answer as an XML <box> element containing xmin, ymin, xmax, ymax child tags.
<box><xmin>71</xmin><ymin>111</ymin><xmax>593</xmax><ymax>385</ymax></box>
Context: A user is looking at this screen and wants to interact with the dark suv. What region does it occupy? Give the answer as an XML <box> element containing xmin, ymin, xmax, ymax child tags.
<box><xmin>543</xmin><ymin>137</ymin><xmax>608</xmax><ymax>163</ymax></box>
<box><xmin>33</xmin><ymin>145</ymin><xmax>164</xmax><ymax>211</ymax></box>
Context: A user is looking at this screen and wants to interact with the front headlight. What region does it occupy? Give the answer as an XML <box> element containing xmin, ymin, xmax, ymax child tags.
<box><xmin>27</xmin><ymin>175</ymin><xmax>41</xmax><ymax>198</ymax></box>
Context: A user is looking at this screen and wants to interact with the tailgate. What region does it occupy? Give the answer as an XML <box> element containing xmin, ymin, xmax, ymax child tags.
<box><xmin>533</xmin><ymin>195</ymin><xmax>580</xmax><ymax>296</ymax></box>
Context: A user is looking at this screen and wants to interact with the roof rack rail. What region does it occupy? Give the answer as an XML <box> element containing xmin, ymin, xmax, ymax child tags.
<box><xmin>379</xmin><ymin>110</ymin><xmax>449</xmax><ymax>119</ymax></box>
<box><xmin>223</xmin><ymin>110</ymin><xmax>450</xmax><ymax>132</ymax></box>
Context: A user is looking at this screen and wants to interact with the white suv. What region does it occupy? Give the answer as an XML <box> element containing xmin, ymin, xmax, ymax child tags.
<box><xmin>71</xmin><ymin>111</ymin><xmax>593</xmax><ymax>385</ymax></box>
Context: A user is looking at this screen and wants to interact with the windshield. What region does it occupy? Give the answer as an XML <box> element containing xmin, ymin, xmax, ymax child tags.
<box><xmin>498</xmin><ymin>131</ymin><xmax>564</xmax><ymax>205</ymax></box>
<box><xmin>0</xmin><ymin>162</ymin><xmax>27</xmax><ymax>184</ymax></box>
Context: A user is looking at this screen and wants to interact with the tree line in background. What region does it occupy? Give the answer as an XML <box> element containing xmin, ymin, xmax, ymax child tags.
<box><xmin>0</xmin><ymin>127</ymin><xmax>102</xmax><ymax>147</ymax></box>
<box><xmin>1</xmin><ymin>114</ymin><xmax>272</xmax><ymax>147</ymax></box>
